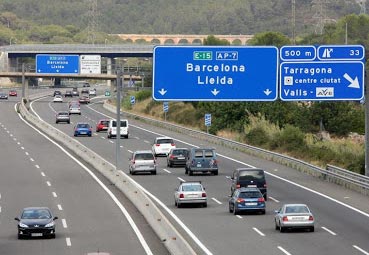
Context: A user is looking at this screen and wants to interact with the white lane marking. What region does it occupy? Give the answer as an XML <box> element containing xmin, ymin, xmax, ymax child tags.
<box><xmin>144</xmin><ymin>140</ymin><xmax>150</xmax><ymax>144</ymax></box>
<box><xmin>0</xmin><ymin>206</ymin><xmax>1</xmax><ymax>213</ymax></box>
<box><xmin>101</xmin><ymin>136</ymin><xmax>106</xmax><ymax>139</ymax></box>
<box><xmin>6</xmin><ymin>130</ymin><xmax>9</xmax><ymax>133</ymax></box>
<box><xmin>66</xmin><ymin>237</ymin><xmax>71</xmax><ymax>246</ymax></box>
<box><xmin>252</xmin><ymin>227</ymin><xmax>265</xmax><ymax>237</ymax></box>
<box><xmin>268</xmin><ymin>196</ymin><xmax>280</xmax><ymax>203</ymax></box>
<box><xmin>52</xmin><ymin>192</ymin><xmax>57</xmax><ymax>198</ymax></box>
<box><xmin>19</xmin><ymin>106</ymin><xmax>154</xmax><ymax>255</ymax></box>
<box><xmin>278</xmin><ymin>246</ymin><xmax>292</xmax><ymax>255</ymax></box>
<box><xmin>321</xmin><ymin>226</ymin><xmax>337</xmax><ymax>235</ymax></box>
<box><xmin>236</xmin><ymin>215</ymin><xmax>242</xmax><ymax>219</ymax></box>
<box><xmin>109</xmin><ymin>140</ymin><xmax>114</xmax><ymax>144</ymax></box>
<box><xmin>21</xmin><ymin>146</ymin><xmax>24</xmax><ymax>150</ymax></box>
<box><xmin>353</xmin><ymin>245</ymin><xmax>369</xmax><ymax>255</ymax></box>
<box><xmin>57</xmin><ymin>204</ymin><xmax>63</xmax><ymax>210</ymax></box>
<box><xmin>35</xmin><ymin>165</ymin><xmax>40</xmax><ymax>169</ymax></box>
<box><xmin>17</xmin><ymin>142</ymin><xmax>20</xmax><ymax>145</ymax></box>
<box><xmin>134</xmin><ymin>136</ymin><xmax>139</xmax><ymax>139</ymax></box>
<box><xmin>225</xmin><ymin>176</ymin><xmax>231</xmax><ymax>179</ymax></box>
<box><xmin>13</xmin><ymin>137</ymin><xmax>17</xmax><ymax>141</ymax></box>
<box><xmin>25</xmin><ymin>152</ymin><xmax>29</xmax><ymax>156</ymax></box>
<box><xmin>120</xmin><ymin>145</ymin><xmax>123</xmax><ymax>148</ymax></box>
<box><xmin>10</xmin><ymin>134</ymin><xmax>13</xmax><ymax>137</ymax></box>
<box><xmin>211</xmin><ymin>198</ymin><xmax>222</xmax><ymax>205</ymax></box>
<box><xmin>48</xmin><ymin>101</ymin><xmax>57</xmax><ymax>114</ymax></box>
<box><xmin>128</xmin><ymin>150</ymin><xmax>133</xmax><ymax>153</ymax></box>
<box><xmin>177</xmin><ymin>177</ymin><xmax>186</xmax><ymax>182</ymax></box>
<box><xmin>46</xmin><ymin>181</ymin><xmax>51</xmax><ymax>187</ymax></box>
<box><xmin>162</xmin><ymin>169</ymin><xmax>171</xmax><ymax>174</ymax></box>
<box><xmin>41</xmin><ymin>172</ymin><xmax>46</xmax><ymax>177</ymax></box>
<box><xmin>62</xmin><ymin>219</ymin><xmax>68</xmax><ymax>228</ymax></box>
<box><xmin>30</xmin><ymin>158</ymin><xmax>34</xmax><ymax>162</ymax></box>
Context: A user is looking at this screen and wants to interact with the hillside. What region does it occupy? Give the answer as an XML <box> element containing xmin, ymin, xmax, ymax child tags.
<box><xmin>0</xmin><ymin>0</ymin><xmax>362</xmax><ymax>36</ymax></box>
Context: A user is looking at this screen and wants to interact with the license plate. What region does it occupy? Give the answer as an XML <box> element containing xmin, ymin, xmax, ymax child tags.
<box><xmin>197</xmin><ymin>164</ymin><xmax>201</xmax><ymax>167</ymax></box>
<box><xmin>80</xmin><ymin>132</ymin><xmax>87</xmax><ymax>134</ymax></box>
<box><xmin>245</xmin><ymin>202</ymin><xmax>257</xmax><ymax>206</ymax></box>
<box><xmin>247</xmin><ymin>185</ymin><xmax>257</xmax><ymax>188</ymax></box>
<box><xmin>291</xmin><ymin>217</ymin><xmax>304</xmax><ymax>221</ymax></box>
<box><xmin>177</xmin><ymin>157</ymin><xmax>185</xmax><ymax>160</ymax></box>
<box><xmin>31</xmin><ymin>233</ymin><xmax>43</xmax><ymax>237</ymax></box>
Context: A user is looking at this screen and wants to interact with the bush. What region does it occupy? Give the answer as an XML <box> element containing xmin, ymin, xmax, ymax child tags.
<box><xmin>271</xmin><ymin>125</ymin><xmax>306</xmax><ymax>151</ymax></box>
<box><xmin>135</xmin><ymin>90</ymin><xmax>152</xmax><ymax>101</ymax></box>
<box><xmin>245</xmin><ymin>127</ymin><xmax>270</xmax><ymax>147</ymax></box>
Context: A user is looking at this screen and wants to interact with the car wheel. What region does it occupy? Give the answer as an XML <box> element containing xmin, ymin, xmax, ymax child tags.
<box><xmin>279</xmin><ymin>223</ymin><xmax>285</xmax><ymax>233</ymax></box>
<box><xmin>177</xmin><ymin>202</ymin><xmax>181</xmax><ymax>208</ymax></box>
<box><xmin>214</xmin><ymin>170</ymin><xmax>218</xmax><ymax>176</ymax></box>
<box><xmin>174</xmin><ymin>199</ymin><xmax>177</xmax><ymax>206</ymax></box>
<box><xmin>17</xmin><ymin>233</ymin><xmax>22</xmax><ymax>239</ymax></box>
<box><xmin>74</xmin><ymin>134</ymin><xmax>77</xmax><ymax>137</ymax></box>
<box><xmin>233</xmin><ymin>204</ymin><xmax>238</xmax><ymax>215</ymax></box>
<box><xmin>67</xmin><ymin>121</ymin><xmax>70</xmax><ymax>124</ymax></box>
<box><xmin>203</xmin><ymin>202</ymin><xmax>207</xmax><ymax>208</ymax></box>
<box><xmin>185</xmin><ymin>167</ymin><xmax>188</xmax><ymax>174</ymax></box>
<box><xmin>125</xmin><ymin>135</ymin><xmax>129</xmax><ymax>139</ymax></box>
<box><xmin>310</xmin><ymin>226</ymin><xmax>315</xmax><ymax>232</ymax></box>
<box><xmin>151</xmin><ymin>171</ymin><xmax>157</xmax><ymax>175</ymax></box>
<box><xmin>50</xmin><ymin>233</ymin><xmax>56</xmax><ymax>239</ymax></box>
<box><xmin>275</xmin><ymin>220</ymin><xmax>279</xmax><ymax>230</ymax></box>
<box><xmin>264</xmin><ymin>193</ymin><xmax>268</xmax><ymax>201</ymax></box>
<box><xmin>189</xmin><ymin>170</ymin><xmax>193</xmax><ymax>176</ymax></box>
<box><xmin>229</xmin><ymin>204</ymin><xmax>233</xmax><ymax>213</ymax></box>
<box><xmin>261</xmin><ymin>209</ymin><xmax>266</xmax><ymax>215</ymax></box>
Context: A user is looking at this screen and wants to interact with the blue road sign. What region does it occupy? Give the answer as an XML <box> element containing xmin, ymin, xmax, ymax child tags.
<box><xmin>205</xmin><ymin>114</ymin><xmax>211</xmax><ymax>127</ymax></box>
<box><xmin>36</xmin><ymin>54</ymin><xmax>79</xmax><ymax>74</ymax></box>
<box><xmin>317</xmin><ymin>45</ymin><xmax>365</xmax><ymax>61</ymax></box>
<box><xmin>280</xmin><ymin>61</ymin><xmax>364</xmax><ymax>101</ymax></box>
<box><xmin>153</xmin><ymin>46</ymin><xmax>278</xmax><ymax>101</ymax></box>
<box><xmin>130</xmin><ymin>96</ymin><xmax>135</xmax><ymax>105</ymax></box>
<box><xmin>163</xmin><ymin>102</ymin><xmax>169</xmax><ymax>112</ymax></box>
<box><xmin>280</xmin><ymin>46</ymin><xmax>316</xmax><ymax>61</ymax></box>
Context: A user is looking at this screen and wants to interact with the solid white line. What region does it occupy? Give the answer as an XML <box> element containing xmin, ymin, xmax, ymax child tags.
<box><xmin>66</xmin><ymin>237</ymin><xmax>71</xmax><ymax>246</ymax></box>
<box><xmin>353</xmin><ymin>245</ymin><xmax>369</xmax><ymax>255</ymax></box>
<box><xmin>268</xmin><ymin>196</ymin><xmax>280</xmax><ymax>203</ymax></box>
<box><xmin>278</xmin><ymin>246</ymin><xmax>292</xmax><ymax>255</ymax></box>
<box><xmin>46</xmin><ymin>181</ymin><xmax>51</xmax><ymax>187</ymax></box>
<box><xmin>30</xmin><ymin>158</ymin><xmax>34</xmax><ymax>162</ymax></box>
<box><xmin>0</xmin><ymin>206</ymin><xmax>1</xmax><ymax>213</ymax></box>
<box><xmin>211</xmin><ymin>198</ymin><xmax>222</xmax><ymax>205</ymax></box>
<box><xmin>52</xmin><ymin>192</ymin><xmax>57</xmax><ymax>198</ymax></box>
<box><xmin>35</xmin><ymin>165</ymin><xmax>40</xmax><ymax>169</ymax></box>
<box><xmin>20</xmin><ymin>104</ymin><xmax>154</xmax><ymax>255</ymax></box>
<box><xmin>62</xmin><ymin>219</ymin><xmax>68</xmax><ymax>228</ymax></box>
<box><xmin>162</xmin><ymin>168</ymin><xmax>171</xmax><ymax>174</ymax></box>
<box><xmin>177</xmin><ymin>177</ymin><xmax>186</xmax><ymax>182</ymax></box>
<box><xmin>321</xmin><ymin>226</ymin><xmax>337</xmax><ymax>235</ymax></box>
<box><xmin>41</xmin><ymin>172</ymin><xmax>46</xmax><ymax>177</ymax></box>
<box><xmin>252</xmin><ymin>227</ymin><xmax>265</xmax><ymax>237</ymax></box>
<box><xmin>57</xmin><ymin>204</ymin><xmax>63</xmax><ymax>210</ymax></box>
<box><xmin>236</xmin><ymin>215</ymin><xmax>242</xmax><ymax>219</ymax></box>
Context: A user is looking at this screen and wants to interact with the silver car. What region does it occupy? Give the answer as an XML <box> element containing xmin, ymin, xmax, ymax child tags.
<box><xmin>55</xmin><ymin>111</ymin><xmax>70</xmax><ymax>124</ymax></box>
<box><xmin>274</xmin><ymin>204</ymin><xmax>315</xmax><ymax>232</ymax></box>
<box><xmin>174</xmin><ymin>181</ymin><xmax>207</xmax><ymax>208</ymax></box>
<box><xmin>129</xmin><ymin>150</ymin><xmax>156</xmax><ymax>175</ymax></box>
<box><xmin>69</xmin><ymin>105</ymin><xmax>81</xmax><ymax>115</ymax></box>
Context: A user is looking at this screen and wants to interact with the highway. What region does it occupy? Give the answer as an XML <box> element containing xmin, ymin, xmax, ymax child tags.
<box><xmin>26</xmin><ymin>86</ymin><xmax>369</xmax><ymax>255</ymax></box>
<box><xmin>0</xmin><ymin>92</ymin><xmax>169</xmax><ymax>255</ymax></box>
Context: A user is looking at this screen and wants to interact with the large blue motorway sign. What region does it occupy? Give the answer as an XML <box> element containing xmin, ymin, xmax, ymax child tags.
<box><xmin>280</xmin><ymin>45</ymin><xmax>365</xmax><ymax>101</ymax></box>
<box><xmin>36</xmin><ymin>54</ymin><xmax>79</xmax><ymax>74</ymax></box>
<box><xmin>153</xmin><ymin>46</ymin><xmax>278</xmax><ymax>101</ymax></box>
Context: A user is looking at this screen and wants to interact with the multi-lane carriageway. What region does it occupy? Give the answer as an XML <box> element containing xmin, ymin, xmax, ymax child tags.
<box><xmin>1</xmin><ymin>87</ymin><xmax>369</xmax><ymax>255</ymax></box>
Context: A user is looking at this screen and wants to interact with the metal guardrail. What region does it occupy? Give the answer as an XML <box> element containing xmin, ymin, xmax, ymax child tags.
<box><xmin>104</xmin><ymin>103</ymin><xmax>369</xmax><ymax>195</ymax></box>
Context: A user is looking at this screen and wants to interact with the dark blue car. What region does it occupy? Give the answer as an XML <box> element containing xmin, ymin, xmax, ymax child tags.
<box><xmin>229</xmin><ymin>187</ymin><xmax>266</xmax><ymax>215</ymax></box>
<box><xmin>74</xmin><ymin>123</ymin><xmax>92</xmax><ymax>137</ymax></box>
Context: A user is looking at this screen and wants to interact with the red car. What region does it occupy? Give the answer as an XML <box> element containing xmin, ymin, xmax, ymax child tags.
<box><xmin>79</xmin><ymin>96</ymin><xmax>90</xmax><ymax>104</ymax></box>
<box><xmin>96</xmin><ymin>119</ymin><xmax>110</xmax><ymax>132</ymax></box>
<box><xmin>8</xmin><ymin>90</ymin><xmax>17</xmax><ymax>96</ymax></box>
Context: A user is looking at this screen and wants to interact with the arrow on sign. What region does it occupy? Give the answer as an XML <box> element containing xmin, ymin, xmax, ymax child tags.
<box><xmin>158</xmin><ymin>88</ymin><xmax>167</xmax><ymax>95</ymax></box>
<box><xmin>264</xmin><ymin>89</ymin><xmax>272</xmax><ymax>96</ymax></box>
<box><xmin>211</xmin><ymin>89</ymin><xmax>220</xmax><ymax>96</ymax></box>
<box><xmin>343</xmin><ymin>73</ymin><xmax>360</xmax><ymax>89</ymax></box>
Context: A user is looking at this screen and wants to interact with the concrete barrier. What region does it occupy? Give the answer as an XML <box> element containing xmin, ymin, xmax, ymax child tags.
<box><xmin>19</xmin><ymin>98</ymin><xmax>196</xmax><ymax>255</ymax></box>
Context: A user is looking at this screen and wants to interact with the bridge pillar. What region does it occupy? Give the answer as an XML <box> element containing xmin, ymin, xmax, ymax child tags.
<box><xmin>107</xmin><ymin>57</ymin><xmax>112</xmax><ymax>89</ymax></box>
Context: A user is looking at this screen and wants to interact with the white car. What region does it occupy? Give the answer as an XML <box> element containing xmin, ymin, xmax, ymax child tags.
<box><xmin>152</xmin><ymin>136</ymin><xmax>176</xmax><ymax>156</ymax></box>
<box><xmin>274</xmin><ymin>204</ymin><xmax>315</xmax><ymax>232</ymax></box>
<box><xmin>69</xmin><ymin>105</ymin><xmax>81</xmax><ymax>115</ymax></box>
<box><xmin>174</xmin><ymin>181</ymin><xmax>207</xmax><ymax>208</ymax></box>
<box><xmin>107</xmin><ymin>119</ymin><xmax>129</xmax><ymax>138</ymax></box>
<box><xmin>53</xmin><ymin>95</ymin><xmax>63</xmax><ymax>103</ymax></box>
<box><xmin>89</xmin><ymin>89</ymin><xmax>96</xmax><ymax>97</ymax></box>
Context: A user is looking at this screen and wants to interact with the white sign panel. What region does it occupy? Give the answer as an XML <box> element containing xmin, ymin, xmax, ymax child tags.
<box><xmin>80</xmin><ymin>55</ymin><xmax>101</xmax><ymax>74</ymax></box>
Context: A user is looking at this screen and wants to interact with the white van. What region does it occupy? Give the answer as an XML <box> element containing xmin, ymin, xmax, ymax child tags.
<box><xmin>107</xmin><ymin>119</ymin><xmax>129</xmax><ymax>138</ymax></box>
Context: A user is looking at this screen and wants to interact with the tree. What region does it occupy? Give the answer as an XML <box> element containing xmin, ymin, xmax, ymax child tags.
<box><xmin>203</xmin><ymin>35</ymin><xmax>230</xmax><ymax>45</ymax></box>
<box><xmin>247</xmin><ymin>31</ymin><xmax>291</xmax><ymax>47</ymax></box>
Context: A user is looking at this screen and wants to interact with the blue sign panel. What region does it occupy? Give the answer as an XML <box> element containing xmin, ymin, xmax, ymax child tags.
<box><xmin>130</xmin><ymin>96</ymin><xmax>135</xmax><ymax>105</ymax></box>
<box><xmin>163</xmin><ymin>102</ymin><xmax>169</xmax><ymax>112</ymax></box>
<box><xmin>153</xmin><ymin>46</ymin><xmax>279</xmax><ymax>101</ymax></box>
<box><xmin>36</xmin><ymin>54</ymin><xmax>79</xmax><ymax>74</ymax></box>
<box><xmin>317</xmin><ymin>45</ymin><xmax>365</xmax><ymax>61</ymax></box>
<box><xmin>280</xmin><ymin>46</ymin><xmax>316</xmax><ymax>61</ymax></box>
<box><xmin>280</xmin><ymin>61</ymin><xmax>364</xmax><ymax>101</ymax></box>
<box><xmin>205</xmin><ymin>114</ymin><xmax>211</xmax><ymax>127</ymax></box>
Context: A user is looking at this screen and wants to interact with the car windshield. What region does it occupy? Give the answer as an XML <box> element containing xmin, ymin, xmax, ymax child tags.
<box><xmin>238</xmin><ymin>170</ymin><xmax>264</xmax><ymax>181</ymax></box>
<box><xmin>182</xmin><ymin>184</ymin><xmax>202</xmax><ymax>191</ymax></box>
<box><xmin>156</xmin><ymin>139</ymin><xmax>173</xmax><ymax>144</ymax></box>
<box><xmin>101</xmin><ymin>121</ymin><xmax>109</xmax><ymax>126</ymax></box>
<box><xmin>21</xmin><ymin>209</ymin><xmax>51</xmax><ymax>219</ymax></box>
<box><xmin>77</xmin><ymin>124</ymin><xmax>89</xmax><ymax>128</ymax></box>
<box><xmin>58</xmin><ymin>112</ymin><xmax>68</xmax><ymax>116</ymax></box>
<box><xmin>112</xmin><ymin>121</ymin><xmax>127</xmax><ymax>127</ymax></box>
<box><xmin>239</xmin><ymin>191</ymin><xmax>262</xmax><ymax>198</ymax></box>
<box><xmin>285</xmin><ymin>205</ymin><xmax>310</xmax><ymax>214</ymax></box>
<box><xmin>134</xmin><ymin>153</ymin><xmax>154</xmax><ymax>160</ymax></box>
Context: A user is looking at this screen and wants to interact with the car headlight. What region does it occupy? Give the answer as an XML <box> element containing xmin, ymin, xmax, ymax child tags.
<box><xmin>19</xmin><ymin>222</ymin><xmax>29</xmax><ymax>228</ymax></box>
<box><xmin>45</xmin><ymin>221</ymin><xmax>55</xmax><ymax>228</ymax></box>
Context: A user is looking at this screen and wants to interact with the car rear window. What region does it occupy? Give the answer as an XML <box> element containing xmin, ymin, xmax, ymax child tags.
<box><xmin>204</xmin><ymin>150</ymin><xmax>214</xmax><ymax>157</ymax></box>
<box><xmin>135</xmin><ymin>153</ymin><xmax>154</xmax><ymax>160</ymax></box>
<box><xmin>239</xmin><ymin>191</ymin><xmax>262</xmax><ymax>198</ymax></box>
<box><xmin>77</xmin><ymin>124</ymin><xmax>89</xmax><ymax>128</ymax></box>
<box><xmin>101</xmin><ymin>121</ymin><xmax>109</xmax><ymax>125</ymax></box>
<box><xmin>172</xmin><ymin>149</ymin><xmax>188</xmax><ymax>155</ymax></box>
<box><xmin>157</xmin><ymin>139</ymin><xmax>173</xmax><ymax>144</ymax></box>
<box><xmin>58</xmin><ymin>112</ymin><xmax>69</xmax><ymax>116</ymax></box>
<box><xmin>194</xmin><ymin>150</ymin><xmax>203</xmax><ymax>158</ymax></box>
<box><xmin>285</xmin><ymin>206</ymin><xmax>309</xmax><ymax>213</ymax></box>
<box><xmin>182</xmin><ymin>184</ymin><xmax>202</xmax><ymax>191</ymax></box>
<box><xmin>112</xmin><ymin>121</ymin><xmax>127</xmax><ymax>127</ymax></box>
<box><xmin>238</xmin><ymin>170</ymin><xmax>265</xmax><ymax>180</ymax></box>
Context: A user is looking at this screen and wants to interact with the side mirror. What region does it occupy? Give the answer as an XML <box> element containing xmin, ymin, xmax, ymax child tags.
<box><xmin>14</xmin><ymin>217</ymin><xmax>20</xmax><ymax>221</ymax></box>
<box><xmin>274</xmin><ymin>210</ymin><xmax>279</xmax><ymax>214</ymax></box>
<box><xmin>53</xmin><ymin>216</ymin><xmax>58</xmax><ymax>220</ymax></box>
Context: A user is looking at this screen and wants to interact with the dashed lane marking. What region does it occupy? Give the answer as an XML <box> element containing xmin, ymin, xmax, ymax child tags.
<box><xmin>162</xmin><ymin>169</ymin><xmax>171</xmax><ymax>174</ymax></box>
<box><xmin>58</xmin><ymin>204</ymin><xmax>63</xmax><ymax>211</ymax></box>
<box><xmin>66</xmin><ymin>237</ymin><xmax>71</xmax><ymax>246</ymax></box>
<box><xmin>268</xmin><ymin>196</ymin><xmax>280</xmax><ymax>203</ymax></box>
<box><xmin>211</xmin><ymin>198</ymin><xmax>222</xmax><ymax>205</ymax></box>
<box><xmin>52</xmin><ymin>192</ymin><xmax>57</xmax><ymax>198</ymax></box>
<box><xmin>321</xmin><ymin>226</ymin><xmax>337</xmax><ymax>236</ymax></box>
<box><xmin>278</xmin><ymin>246</ymin><xmax>292</xmax><ymax>255</ymax></box>
<box><xmin>62</xmin><ymin>219</ymin><xmax>68</xmax><ymax>228</ymax></box>
<box><xmin>253</xmin><ymin>227</ymin><xmax>265</xmax><ymax>237</ymax></box>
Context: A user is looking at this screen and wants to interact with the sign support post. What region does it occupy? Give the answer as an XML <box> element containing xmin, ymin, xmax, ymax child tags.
<box><xmin>365</xmin><ymin>67</ymin><xmax>369</xmax><ymax>176</ymax></box>
<box><xmin>115</xmin><ymin>70</ymin><xmax>122</xmax><ymax>171</ymax></box>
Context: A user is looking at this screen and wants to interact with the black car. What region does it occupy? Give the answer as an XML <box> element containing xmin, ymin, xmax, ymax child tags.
<box><xmin>15</xmin><ymin>207</ymin><xmax>58</xmax><ymax>239</ymax></box>
<box><xmin>53</xmin><ymin>90</ymin><xmax>62</xmax><ymax>97</ymax></box>
<box><xmin>230</xmin><ymin>168</ymin><xmax>267</xmax><ymax>200</ymax></box>
<box><xmin>167</xmin><ymin>148</ymin><xmax>189</xmax><ymax>167</ymax></box>
<box><xmin>64</xmin><ymin>91</ymin><xmax>73</xmax><ymax>97</ymax></box>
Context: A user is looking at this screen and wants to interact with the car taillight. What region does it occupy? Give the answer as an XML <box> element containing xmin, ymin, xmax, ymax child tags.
<box><xmin>308</xmin><ymin>216</ymin><xmax>314</xmax><ymax>221</ymax></box>
<box><xmin>282</xmin><ymin>216</ymin><xmax>288</xmax><ymax>222</ymax></box>
<box><xmin>179</xmin><ymin>194</ymin><xmax>184</xmax><ymax>198</ymax></box>
<box><xmin>236</xmin><ymin>184</ymin><xmax>241</xmax><ymax>189</ymax></box>
<box><xmin>171</xmin><ymin>143</ymin><xmax>175</xmax><ymax>146</ymax></box>
<box><xmin>236</xmin><ymin>198</ymin><xmax>244</xmax><ymax>203</ymax></box>
<box><xmin>131</xmin><ymin>160</ymin><xmax>135</xmax><ymax>164</ymax></box>
<box><xmin>202</xmin><ymin>193</ymin><xmax>207</xmax><ymax>197</ymax></box>
<box><xmin>169</xmin><ymin>155</ymin><xmax>175</xmax><ymax>159</ymax></box>
<box><xmin>156</xmin><ymin>144</ymin><xmax>160</xmax><ymax>146</ymax></box>
<box><xmin>258</xmin><ymin>197</ymin><xmax>265</xmax><ymax>202</ymax></box>
<box><xmin>264</xmin><ymin>184</ymin><xmax>267</xmax><ymax>188</ymax></box>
